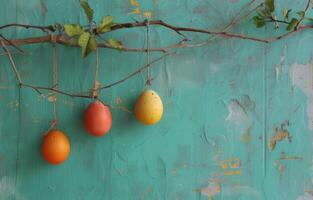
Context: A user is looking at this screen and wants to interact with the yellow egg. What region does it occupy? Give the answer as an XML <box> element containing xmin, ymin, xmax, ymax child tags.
<box><xmin>134</xmin><ymin>89</ymin><xmax>163</xmax><ymax>125</ymax></box>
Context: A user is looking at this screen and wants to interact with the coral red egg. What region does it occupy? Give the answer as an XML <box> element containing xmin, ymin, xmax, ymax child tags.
<box><xmin>83</xmin><ymin>100</ymin><xmax>112</xmax><ymax>136</ymax></box>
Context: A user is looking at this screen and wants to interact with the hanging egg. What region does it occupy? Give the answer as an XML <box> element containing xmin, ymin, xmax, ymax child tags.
<box><xmin>134</xmin><ymin>89</ymin><xmax>163</xmax><ymax>125</ymax></box>
<box><xmin>42</xmin><ymin>130</ymin><xmax>70</xmax><ymax>165</ymax></box>
<box><xmin>83</xmin><ymin>100</ymin><xmax>112</xmax><ymax>136</ymax></box>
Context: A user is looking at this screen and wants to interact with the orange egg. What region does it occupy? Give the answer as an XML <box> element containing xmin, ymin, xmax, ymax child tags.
<box><xmin>41</xmin><ymin>130</ymin><xmax>70</xmax><ymax>165</ymax></box>
<box><xmin>83</xmin><ymin>100</ymin><xmax>112</xmax><ymax>136</ymax></box>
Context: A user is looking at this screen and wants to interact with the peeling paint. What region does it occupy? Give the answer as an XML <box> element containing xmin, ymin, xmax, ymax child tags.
<box><xmin>0</xmin><ymin>177</ymin><xmax>25</xmax><ymax>200</ymax></box>
<box><xmin>279</xmin><ymin>152</ymin><xmax>303</xmax><ymax>161</ymax></box>
<box><xmin>290</xmin><ymin>61</ymin><xmax>313</xmax><ymax>130</ymax></box>
<box><xmin>47</xmin><ymin>94</ymin><xmax>57</xmax><ymax>102</ymax></box>
<box><xmin>220</xmin><ymin>157</ymin><xmax>242</xmax><ymax>176</ymax></box>
<box><xmin>225</xmin><ymin>95</ymin><xmax>255</xmax><ymax>135</ymax></box>
<box><xmin>129</xmin><ymin>0</ymin><xmax>152</xmax><ymax>18</ymax></box>
<box><xmin>269</xmin><ymin>121</ymin><xmax>291</xmax><ymax>151</ymax></box>
<box><xmin>196</xmin><ymin>180</ymin><xmax>221</xmax><ymax>199</ymax></box>
<box><xmin>274</xmin><ymin>160</ymin><xmax>286</xmax><ymax>176</ymax></box>
<box><xmin>297</xmin><ymin>193</ymin><xmax>313</xmax><ymax>200</ymax></box>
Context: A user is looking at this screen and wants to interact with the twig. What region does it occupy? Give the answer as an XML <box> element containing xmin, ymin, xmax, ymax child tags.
<box><xmin>1</xmin><ymin>16</ymin><xmax>313</xmax><ymax>50</ymax></box>
<box><xmin>21</xmin><ymin>83</ymin><xmax>90</xmax><ymax>98</ymax></box>
<box><xmin>0</xmin><ymin>40</ymin><xmax>23</xmax><ymax>85</ymax></box>
<box><xmin>0</xmin><ymin>23</ymin><xmax>55</xmax><ymax>32</ymax></box>
<box><xmin>224</xmin><ymin>0</ymin><xmax>259</xmax><ymax>29</ymax></box>
<box><xmin>95</xmin><ymin>52</ymin><xmax>175</xmax><ymax>91</ymax></box>
<box><xmin>19</xmin><ymin>52</ymin><xmax>173</xmax><ymax>97</ymax></box>
<box><xmin>0</xmin><ymin>34</ymin><xmax>25</xmax><ymax>54</ymax></box>
<box><xmin>1</xmin><ymin>35</ymin><xmax>167</xmax><ymax>53</ymax></box>
<box><xmin>1</xmin><ymin>1</ymin><xmax>313</xmax><ymax>102</ymax></box>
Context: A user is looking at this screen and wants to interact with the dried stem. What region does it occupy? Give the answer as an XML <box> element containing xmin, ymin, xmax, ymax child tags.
<box><xmin>95</xmin><ymin>52</ymin><xmax>174</xmax><ymax>91</ymax></box>
<box><xmin>0</xmin><ymin>41</ymin><xmax>23</xmax><ymax>85</ymax></box>
<box><xmin>1</xmin><ymin>1</ymin><xmax>313</xmax><ymax>101</ymax></box>
<box><xmin>1</xmin><ymin>6</ymin><xmax>313</xmax><ymax>52</ymax></box>
<box><xmin>18</xmin><ymin>52</ymin><xmax>173</xmax><ymax>98</ymax></box>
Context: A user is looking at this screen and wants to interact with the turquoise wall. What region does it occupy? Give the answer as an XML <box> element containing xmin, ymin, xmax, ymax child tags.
<box><xmin>0</xmin><ymin>0</ymin><xmax>313</xmax><ymax>199</ymax></box>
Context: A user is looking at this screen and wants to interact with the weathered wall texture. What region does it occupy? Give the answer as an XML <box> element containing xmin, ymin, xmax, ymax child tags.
<box><xmin>0</xmin><ymin>0</ymin><xmax>313</xmax><ymax>199</ymax></box>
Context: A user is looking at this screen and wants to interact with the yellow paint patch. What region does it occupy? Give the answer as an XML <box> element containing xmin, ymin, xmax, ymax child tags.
<box><xmin>130</xmin><ymin>0</ymin><xmax>141</xmax><ymax>14</ymax></box>
<box><xmin>225</xmin><ymin>170</ymin><xmax>234</xmax><ymax>176</ymax></box>
<box><xmin>269</xmin><ymin>121</ymin><xmax>291</xmax><ymax>151</ymax></box>
<box><xmin>129</xmin><ymin>0</ymin><xmax>153</xmax><ymax>18</ymax></box>
<box><xmin>143</xmin><ymin>11</ymin><xmax>153</xmax><ymax>18</ymax></box>
<box><xmin>48</xmin><ymin>94</ymin><xmax>57</xmax><ymax>102</ymax></box>
<box><xmin>220</xmin><ymin>157</ymin><xmax>242</xmax><ymax>176</ymax></box>
<box><xmin>221</xmin><ymin>163</ymin><xmax>227</xmax><ymax>170</ymax></box>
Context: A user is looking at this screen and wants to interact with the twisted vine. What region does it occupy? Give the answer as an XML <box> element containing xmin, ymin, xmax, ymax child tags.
<box><xmin>0</xmin><ymin>0</ymin><xmax>312</xmax><ymax>100</ymax></box>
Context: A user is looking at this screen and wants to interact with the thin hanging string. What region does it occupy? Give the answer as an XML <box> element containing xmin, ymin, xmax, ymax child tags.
<box><xmin>145</xmin><ymin>19</ymin><xmax>152</xmax><ymax>87</ymax></box>
<box><xmin>51</xmin><ymin>35</ymin><xmax>58</xmax><ymax>128</ymax></box>
<box><xmin>92</xmin><ymin>48</ymin><xmax>100</xmax><ymax>98</ymax></box>
<box><xmin>93</xmin><ymin>48</ymin><xmax>100</xmax><ymax>98</ymax></box>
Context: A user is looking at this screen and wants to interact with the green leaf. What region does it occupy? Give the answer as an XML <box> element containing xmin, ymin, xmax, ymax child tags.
<box><xmin>64</xmin><ymin>24</ymin><xmax>84</xmax><ymax>37</ymax></box>
<box><xmin>80</xmin><ymin>0</ymin><xmax>94</xmax><ymax>23</ymax></box>
<box><xmin>98</xmin><ymin>16</ymin><xmax>114</xmax><ymax>33</ymax></box>
<box><xmin>78</xmin><ymin>32</ymin><xmax>97</xmax><ymax>57</ymax></box>
<box><xmin>108</xmin><ymin>39</ymin><xmax>123</xmax><ymax>49</ymax></box>
<box><xmin>253</xmin><ymin>16</ymin><xmax>266</xmax><ymax>28</ymax></box>
<box><xmin>257</xmin><ymin>9</ymin><xmax>270</xmax><ymax>17</ymax></box>
<box><xmin>283</xmin><ymin>9</ymin><xmax>292</xmax><ymax>21</ymax></box>
<box><xmin>286</xmin><ymin>18</ymin><xmax>299</xmax><ymax>31</ymax></box>
<box><xmin>297</xmin><ymin>11</ymin><xmax>305</xmax><ymax>19</ymax></box>
<box><xmin>265</xmin><ymin>0</ymin><xmax>275</xmax><ymax>12</ymax></box>
<box><xmin>87</xmin><ymin>35</ymin><xmax>97</xmax><ymax>54</ymax></box>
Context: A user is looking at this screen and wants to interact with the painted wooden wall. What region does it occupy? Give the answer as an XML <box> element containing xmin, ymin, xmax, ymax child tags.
<box><xmin>0</xmin><ymin>0</ymin><xmax>313</xmax><ymax>199</ymax></box>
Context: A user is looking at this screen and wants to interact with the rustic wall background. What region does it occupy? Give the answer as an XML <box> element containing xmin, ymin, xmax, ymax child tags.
<box><xmin>0</xmin><ymin>0</ymin><xmax>313</xmax><ymax>199</ymax></box>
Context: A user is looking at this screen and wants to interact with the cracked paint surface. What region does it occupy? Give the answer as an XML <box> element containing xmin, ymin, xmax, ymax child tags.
<box><xmin>0</xmin><ymin>0</ymin><xmax>313</xmax><ymax>200</ymax></box>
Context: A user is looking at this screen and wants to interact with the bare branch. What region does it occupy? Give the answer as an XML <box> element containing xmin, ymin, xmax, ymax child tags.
<box><xmin>0</xmin><ymin>23</ymin><xmax>55</xmax><ymax>32</ymax></box>
<box><xmin>19</xmin><ymin>52</ymin><xmax>174</xmax><ymax>98</ymax></box>
<box><xmin>0</xmin><ymin>40</ymin><xmax>23</xmax><ymax>85</ymax></box>
<box><xmin>96</xmin><ymin>52</ymin><xmax>175</xmax><ymax>91</ymax></box>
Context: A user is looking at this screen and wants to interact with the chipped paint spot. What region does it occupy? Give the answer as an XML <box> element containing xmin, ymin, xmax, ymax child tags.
<box><xmin>290</xmin><ymin>61</ymin><xmax>313</xmax><ymax>130</ymax></box>
<box><xmin>196</xmin><ymin>180</ymin><xmax>221</xmax><ymax>199</ymax></box>
<box><xmin>220</xmin><ymin>158</ymin><xmax>242</xmax><ymax>176</ymax></box>
<box><xmin>143</xmin><ymin>11</ymin><xmax>153</xmax><ymax>18</ymax></box>
<box><xmin>129</xmin><ymin>0</ymin><xmax>153</xmax><ymax>18</ymax></box>
<box><xmin>221</xmin><ymin>162</ymin><xmax>227</xmax><ymax>170</ymax></box>
<box><xmin>297</xmin><ymin>192</ymin><xmax>313</xmax><ymax>200</ymax></box>
<box><xmin>275</xmin><ymin>56</ymin><xmax>286</xmax><ymax>81</ymax></box>
<box><xmin>130</xmin><ymin>0</ymin><xmax>141</xmax><ymax>14</ymax></box>
<box><xmin>241</xmin><ymin>126</ymin><xmax>252</xmax><ymax>142</ymax></box>
<box><xmin>6</xmin><ymin>100</ymin><xmax>19</xmax><ymax>111</ymax></box>
<box><xmin>225</xmin><ymin>95</ymin><xmax>255</xmax><ymax>135</ymax></box>
<box><xmin>0</xmin><ymin>177</ymin><xmax>25</xmax><ymax>200</ymax></box>
<box><xmin>47</xmin><ymin>94</ymin><xmax>57</xmax><ymax>102</ymax></box>
<box><xmin>226</xmin><ymin>99</ymin><xmax>249</xmax><ymax>126</ymax></box>
<box><xmin>274</xmin><ymin>160</ymin><xmax>286</xmax><ymax>176</ymax></box>
<box><xmin>279</xmin><ymin>152</ymin><xmax>303</xmax><ymax>160</ymax></box>
<box><xmin>269</xmin><ymin>121</ymin><xmax>291</xmax><ymax>151</ymax></box>
<box><xmin>115</xmin><ymin>97</ymin><xmax>123</xmax><ymax>105</ymax></box>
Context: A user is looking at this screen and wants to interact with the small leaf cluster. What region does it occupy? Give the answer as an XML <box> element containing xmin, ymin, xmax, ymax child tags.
<box><xmin>253</xmin><ymin>0</ymin><xmax>313</xmax><ymax>31</ymax></box>
<box><xmin>252</xmin><ymin>0</ymin><xmax>275</xmax><ymax>28</ymax></box>
<box><xmin>63</xmin><ymin>0</ymin><xmax>123</xmax><ymax>58</ymax></box>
